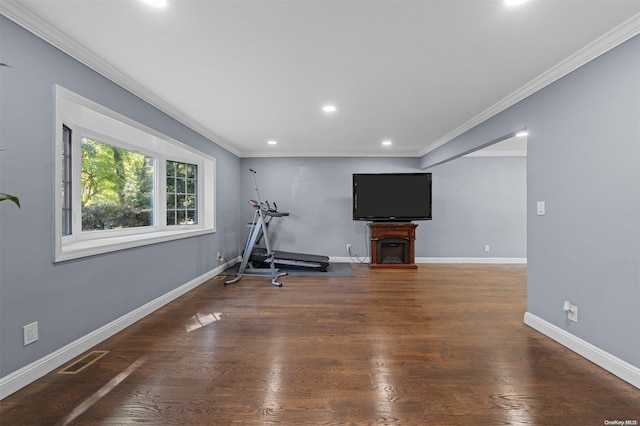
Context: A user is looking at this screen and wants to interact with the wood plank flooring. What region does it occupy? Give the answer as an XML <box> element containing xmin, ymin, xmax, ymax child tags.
<box><xmin>1</xmin><ymin>264</ymin><xmax>638</xmax><ymax>425</ymax></box>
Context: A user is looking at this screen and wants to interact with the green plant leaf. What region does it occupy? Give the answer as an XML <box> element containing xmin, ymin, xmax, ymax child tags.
<box><xmin>0</xmin><ymin>193</ymin><xmax>20</xmax><ymax>207</ymax></box>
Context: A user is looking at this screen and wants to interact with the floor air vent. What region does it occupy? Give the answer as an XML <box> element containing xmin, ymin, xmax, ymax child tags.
<box><xmin>58</xmin><ymin>351</ymin><xmax>108</xmax><ymax>375</ymax></box>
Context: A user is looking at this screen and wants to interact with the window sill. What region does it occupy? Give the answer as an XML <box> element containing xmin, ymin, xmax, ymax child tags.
<box><xmin>55</xmin><ymin>228</ymin><xmax>215</xmax><ymax>262</ymax></box>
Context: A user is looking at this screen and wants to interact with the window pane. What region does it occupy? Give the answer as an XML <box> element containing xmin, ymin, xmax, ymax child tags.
<box><xmin>81</xmin><ymin>138</ymin><xmax>154</xmax><ymax>231</ymax></box>
<box><xmin>166</xmin><ymin>160</ymin><xmax>197</xmax><ymax>225</ymax></box>
<box><xmin>167</xmin><ymin>212</ymin><xmax>176</xmax><ymax>226</ymax></box>
<box><xmin>187</xmin><ymin>209</ymin><xmax>197</xmax><ymax>224</ymax></box>
<box><xmin>176</xmin><ymin>163</ymin><xmax>185</xmax><ymax>176</ymax></box>
<box><xmin>176</xmin><ymin>177</ymin><xmax>185</xmax><ymax>194</ymax></box>
<box><xmin>176</xmin><ymin>210</ymin><xmax>186</xmax><ymax>224</ymax></box>
<box><xmin>62</xmin><ymin>125</ymin><xmax>73</xmax><ymax>236</ymax></box>
<box><xmin>187</xmin><ymin>179</ymin><xmax>195</xmax><ymax>194</ymax></box>
<box><xmin>186</xmin><ymin>164</ymin><xmax>196</xmax><ymax>179</ymax></box>
<box><xmin>176</xmin><ymin>194</ymin><xmax>185</xmax><ymax>208</ymax></box>
<box><xmin>166</xmin><ymin>161</ymin><xmax>175</xmax><ymax>177</ymax></box>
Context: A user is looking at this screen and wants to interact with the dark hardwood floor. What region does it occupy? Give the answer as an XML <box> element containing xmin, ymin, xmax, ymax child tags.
<box><xmin>1</xmin><ymin>264</ymin><xmax>638</xmax><ymax>425</ymax></box>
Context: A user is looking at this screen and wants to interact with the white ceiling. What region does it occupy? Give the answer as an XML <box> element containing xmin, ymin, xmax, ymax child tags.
<box><xmin>3</xmin><ymin>0</ymin><xmax>640</xmax><ymax>157</ymax></box>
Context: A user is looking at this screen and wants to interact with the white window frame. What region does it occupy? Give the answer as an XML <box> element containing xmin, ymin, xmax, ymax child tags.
<box><xmin>54</xmin><ymin>85</ymin><xmax>216</xmax><ymax>262</ymax></box>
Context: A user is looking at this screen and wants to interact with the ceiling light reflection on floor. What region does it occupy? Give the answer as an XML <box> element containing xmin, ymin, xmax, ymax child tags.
<box><xmin>184</xmin><ymin>312</ymin><xmax>222</xmax><ymax>332</ymax></box>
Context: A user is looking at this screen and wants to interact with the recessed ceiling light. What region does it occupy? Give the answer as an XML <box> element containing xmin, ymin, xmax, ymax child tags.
<box><xmin>505</xmin><ymin>0</ymin><xmax>529</xmax><ymax>6</ymax></box>
<box><xmin>267</xmin><ymin>140</ymin><xmax>278</xmax><ymax>145</ymax></box>
<box><xmin>382</xmin><ymin>140</ymin><xmax>392</xmax><ymax>146</ymax></box>
<box><xmin>515</xmin><ymin>131</ymin><xmax>529</xmax><ymax>137</ymax></box>
<box><xmin>141</xmin><ymin>0</ymin><xmax>167</xmax><ymax>8</ymax></box>
<box><xmin>322</xmin><ymin>105</ymin><xmax>337</xmax><ymax>113</ymax></box>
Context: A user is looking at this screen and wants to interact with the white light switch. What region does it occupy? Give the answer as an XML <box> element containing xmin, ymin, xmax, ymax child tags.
<box><xmin>537</xmin><ymin>201</ymin><xmax>546</xmax><ymax>216</ymax></box>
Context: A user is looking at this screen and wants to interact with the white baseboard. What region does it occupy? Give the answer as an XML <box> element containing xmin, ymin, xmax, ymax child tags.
<box><xmin>416</xmin><ymin>257</ymin><xmax>527</xmax><ymax>264</ymax></box>
<box><xmin>0</xmin><ymin>262</ymin><xmax>232</xmax><ymax>400</ymax></box>
<box><xmin>331</xmin><ymin>257</ymin><xmax>526</xmax><ymax>264</ymax></box>
<box><xmin>524</xmin><ymin>312</ymin><xmax>640</xmax><ymax>389</ymax></box>
<box><xmin>330</xmin><ymin>256</ymin><xmax>370</xmax><ymax>263</ymax></box>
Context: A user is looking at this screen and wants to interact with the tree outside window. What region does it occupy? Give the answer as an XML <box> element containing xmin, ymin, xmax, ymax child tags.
<box><xmin>166</xmin><ymin>160</ymin><xmax>197</xmax><ymax>226</ymax></box>
<box><xmin>81</xmin><ymin>137</ymin><xmax>154</xmax><ymax>231</ymax></box>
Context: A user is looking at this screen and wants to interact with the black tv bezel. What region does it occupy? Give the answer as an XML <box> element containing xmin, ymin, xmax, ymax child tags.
<box><xmin>352</xmin><ymin>172</ymin><xmax>432</xmax><ymax>222</ymax></box>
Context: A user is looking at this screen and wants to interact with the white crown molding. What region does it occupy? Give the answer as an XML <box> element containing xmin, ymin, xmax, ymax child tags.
<box><xmin>418</xmin><ymin>12</ymin><xmax>640</xmax><ymax>157</ymax></box>
<box><xmin>0</xmin><ymin>1</ymin><xmax>242</xmax><ymax>157</ymax></box>
<box><xmin>240</xmin><ymin>150</ymin><xmax>418</xmax><ymax>158</ymax></box>
<box><xmin>464</xmin><ymin>150</ymin><xmax>526</xmax><ymax>158</ymax></box>
<box><xmin>524</xmin><ymin>312</ymin><xmax>640</xmax><ymax>389</ymax></box>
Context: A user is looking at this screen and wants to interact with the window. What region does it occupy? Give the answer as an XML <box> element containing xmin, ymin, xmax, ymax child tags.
<box><xmin>62</xmin><ymin>125</ymin><xmax>72</xmax><ymax>236</ymax></box>
<box><xmin>166</xmin><ymin>161</ymin><xmax>197</xmax><ymax>226</ymax></box>
<box><xmin>81</xmin><ymin>137</ymin><xmax>155</xmax><ymax>231</ymax></box>
<box><xmin>54</xmin><ymin>86</ymin><xmax>216</xmax><ymax>262</ymax></box>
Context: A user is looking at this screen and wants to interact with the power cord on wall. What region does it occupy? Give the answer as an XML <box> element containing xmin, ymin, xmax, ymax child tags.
<box><xmin>347</xmin><ymin>222</ymin><xmax>370</xmax><ymax>265</ymax></box>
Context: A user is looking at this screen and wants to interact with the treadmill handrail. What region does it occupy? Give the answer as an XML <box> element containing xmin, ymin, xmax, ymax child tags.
<box><xmin>249</xmin><ymin>199</ymin><xmax>290</xmax><ymax>217</ymax></box>
<box><xmin>264</xmin><ymin>210</ymin><xmax>289</xmax><ymax>217</ymax></box>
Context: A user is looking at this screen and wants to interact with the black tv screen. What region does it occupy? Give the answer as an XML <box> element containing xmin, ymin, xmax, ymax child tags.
<box><xmin>353</xmin><ymin>173</ymin><xmax>432</xmax><ymax>221</ymax></box>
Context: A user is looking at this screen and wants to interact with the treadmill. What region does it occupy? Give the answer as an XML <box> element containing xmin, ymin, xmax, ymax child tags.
<box><xmin>250</xmin><ymin>248</ymin><xmax>330</xmax><ymax>272</ymax></box>
<box><xmin>226</xmin><ymin>201</ymin><xmax>329</xmax><ymax>286</ymax></box>
<box><xmin>248</xmin><ymin>203</ymin><xmax>330</xmax><ymax>272</ymax></box>
<box><xmin>226</xmin><ymin>168</ymin><xmax>330</xmax><ymax>287</ymax></box>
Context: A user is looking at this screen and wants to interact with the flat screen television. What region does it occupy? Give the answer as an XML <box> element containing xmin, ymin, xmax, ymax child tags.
<box><xmin>353</xmin><ymin>173</ymin><xmax>432</xmax><ymax>221</ymax></box>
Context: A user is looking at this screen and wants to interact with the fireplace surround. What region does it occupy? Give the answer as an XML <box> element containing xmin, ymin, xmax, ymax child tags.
<box><xmin>369</xmin><ymin>223</ymin><xmax>418</xmax><ymax>269</ymax></box>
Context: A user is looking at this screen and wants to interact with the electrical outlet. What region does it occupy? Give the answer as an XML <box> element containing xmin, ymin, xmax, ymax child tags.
<box><xmin>568</xmin><ymin>305</ymin><xmax>578</xmax><ymax>322</ymax></box>
<box><xmin>563</xmin><ymin>301</ymin><xmax>578</xmax><ymax>323</ymax></box>
<box><xmin>23</xmin><ymin>321</ymin><xmax>38</xmax><ymax>346</ymax></box>
<box><xmin>347</xmin><ymin>244</ymin><xmax>352</xmax><ymax>252</ymax></box>
<box><xmin>484</xmin><ymin>245</ymin><xmax>490</xmax><ymax>252</ymax></box>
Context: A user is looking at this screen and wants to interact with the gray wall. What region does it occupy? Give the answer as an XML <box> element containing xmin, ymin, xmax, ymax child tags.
<box><xmin>239</xmin><ymin>155</ymin><xmax>526</xmax><ymax>259</ymax></box>
<box><xmin>239</xmin><ymin>157</ymin><xmax>423</xmax><ymax>258</ymax></box>
<box><xmin>422</xmin><ymin>35</ymin><xmax>640</xmax><ymax>368</ymax></box>
<box><xmin>0</xmin><ymin>17</ymin><xmax>243</xmax><ymax>377</ymax></box>
<box><xmin>425</xmin><ymin>155</ymin><xmax>526</xmax><ymax>258</ymax></box>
